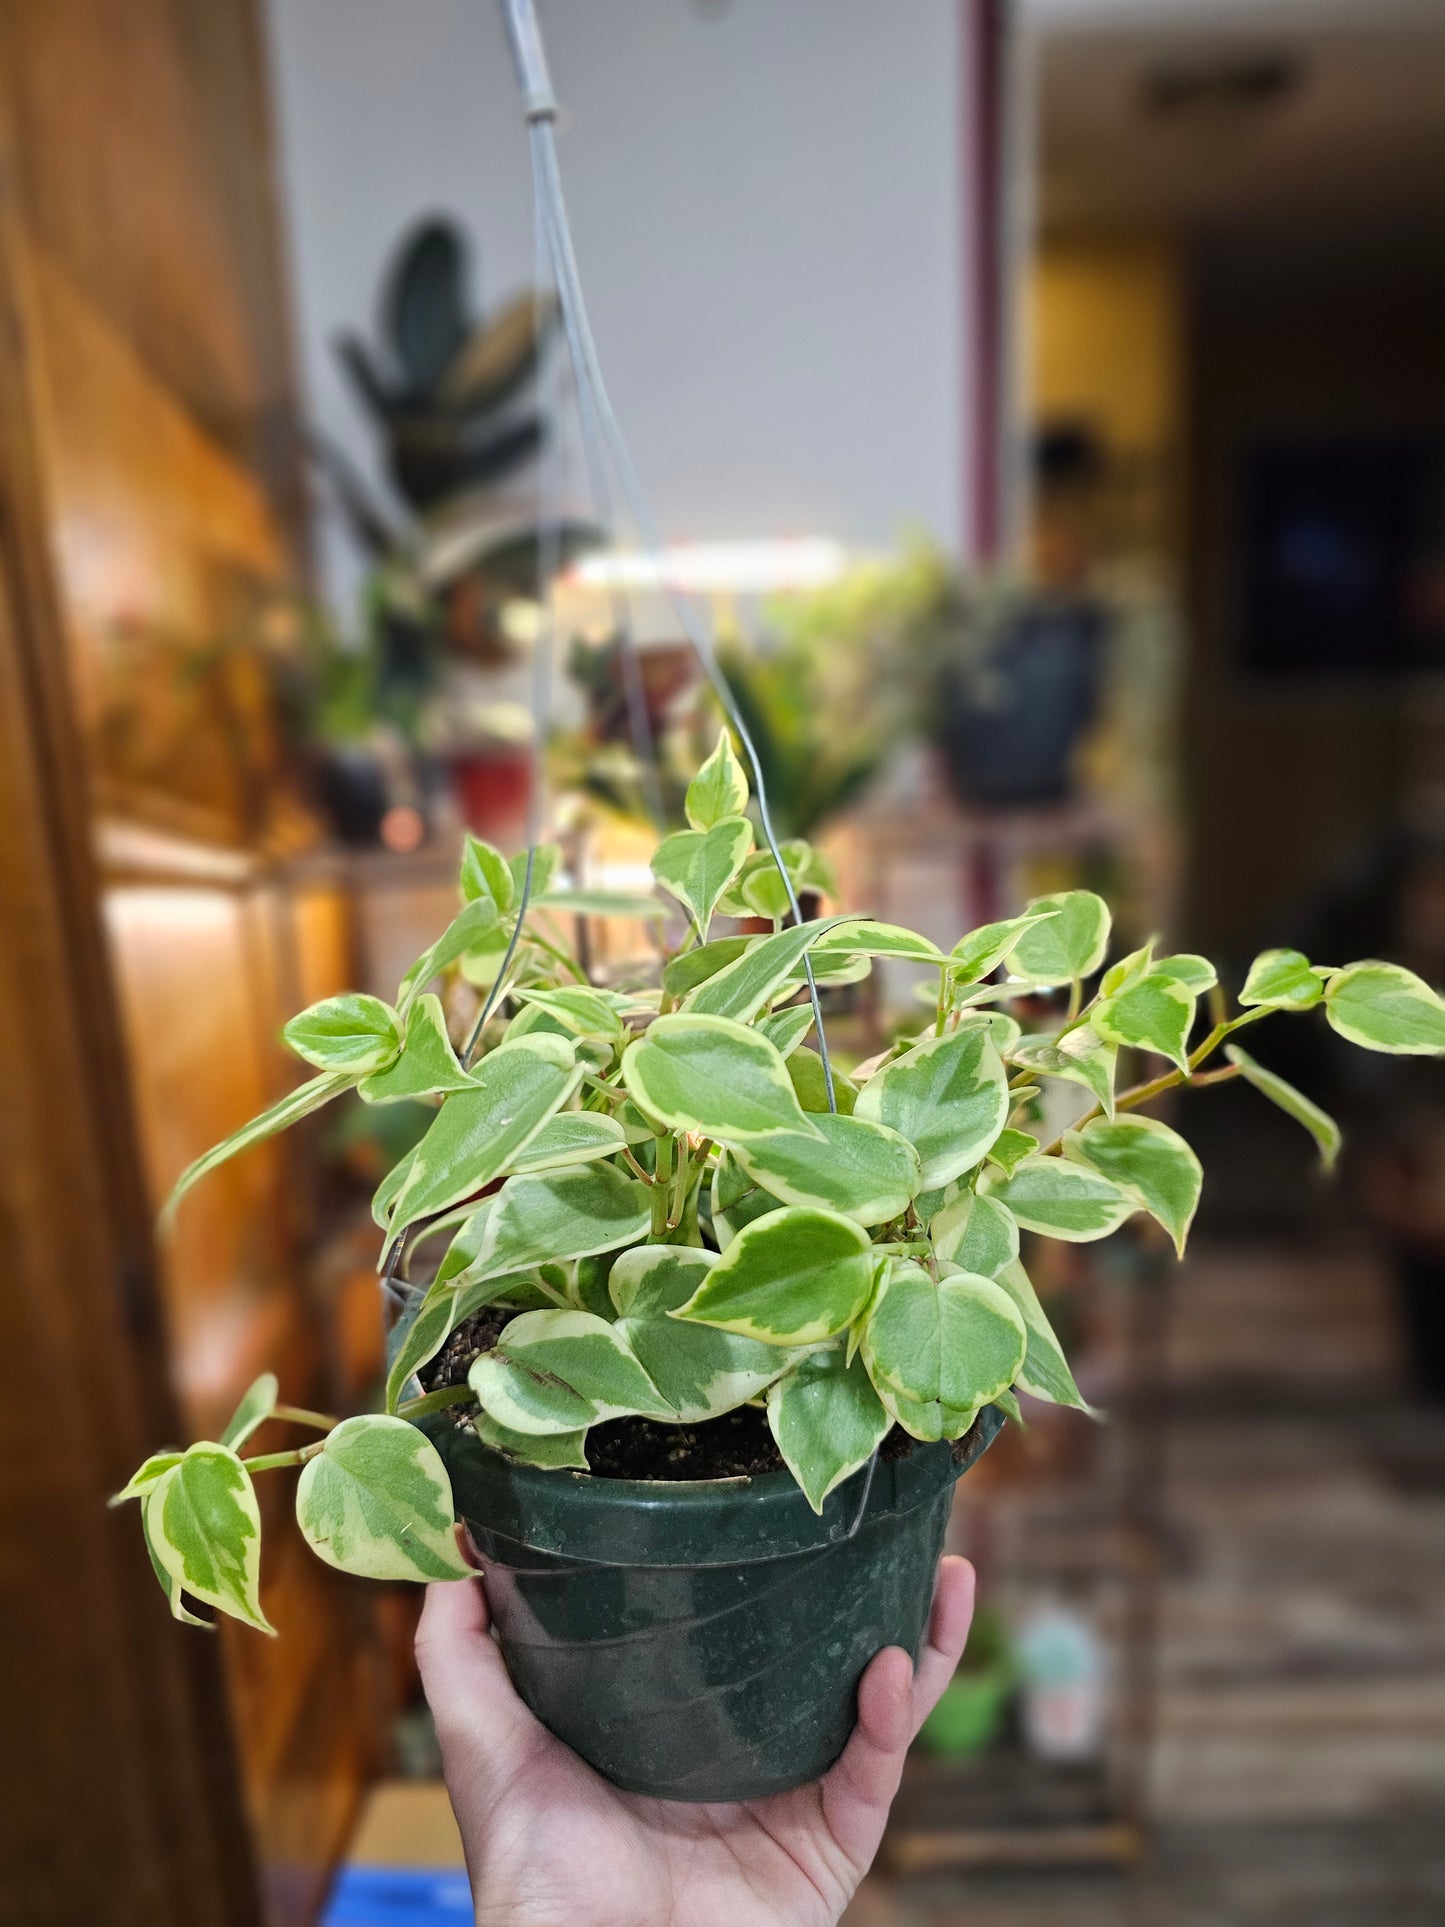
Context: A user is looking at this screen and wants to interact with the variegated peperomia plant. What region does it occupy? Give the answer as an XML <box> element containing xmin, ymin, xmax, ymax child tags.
<box><xmin>117</xmin><ymin>730</ymin><xmax>1445</xmax><ymax>1633</ymax></box>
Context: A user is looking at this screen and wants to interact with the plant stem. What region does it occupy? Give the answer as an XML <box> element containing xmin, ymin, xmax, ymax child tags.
<box><xmin>620</xmin><ymin>1145</ymin><xmax>654</xmax><ymax>1185</ymax></box>
<box><xmin>1066</xmin><ymin>975</ymin><xmax>1082</xmax><ymax>1022</ymax></box>
<box><xmin>1042</xmin><ymin>1008</ymin><xmax>1265</xmax><ymax>1148</ymax></box>
<box><xmin>244</xmin><ymin>1441</ymin><xmax>326</xmax><ymax>1474</ymax></box>
<box><xmin>933</xmin><ymin>966</ymin><xmax>952</xmax><ymax>1038</ymax></box>
<box><xmin>271</xmin><ymin>1404</ymin><xmax>337</xmax><ymax>1433</ymax></box>
<box><xmin>651</xmin><ymin>1134</ymin><xmax>675</xmax><ymax>1236</ymax></box>
<box><xmin>396</xmin><ymin>1384</ymin><xmax>475</xmax><ymax>1421</ymax></box>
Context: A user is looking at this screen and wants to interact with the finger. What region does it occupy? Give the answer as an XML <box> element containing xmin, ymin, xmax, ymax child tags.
<box><xmin>819</xmin><ymin>1645</ymin><xmax>914</xmax><ymax>1870</ymax></box>
<box><xmin>414</xmin><ymin>1576</ymin><xmax>544</xmax><ymax>1780</ymax></box>
<box><xmin>910</xmin><ymin>1556</ymin><xmax>975</xmax><ymax>1736</ymax></box>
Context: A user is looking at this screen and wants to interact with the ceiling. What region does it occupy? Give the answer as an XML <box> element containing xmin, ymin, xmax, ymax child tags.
<box><xmin>1031</xmin><ymin>1</ymin><xmax>1445</xmax><ymax>238</ymax></box>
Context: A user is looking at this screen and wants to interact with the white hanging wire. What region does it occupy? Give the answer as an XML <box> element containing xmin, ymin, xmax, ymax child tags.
<box><xmin>504</xmin><ymin>0</ymin><xmax>839</xmax><ymax>1111</ymax></box>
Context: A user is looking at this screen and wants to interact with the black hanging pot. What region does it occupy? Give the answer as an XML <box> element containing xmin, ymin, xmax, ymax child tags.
<box><xmin>934</xmin><ymin>596</ymin><xmax>1104</xmax><ymax>809</ymax></box>
<box><xmin>417</xmin><ymin>1407</ymin><xmax>1004</xmax><ymax>1801</ymax></box>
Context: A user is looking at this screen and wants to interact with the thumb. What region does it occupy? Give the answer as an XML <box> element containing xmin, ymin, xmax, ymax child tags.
<box><xmin>415</xmin><ymin>1568</ymin><xmax>546</xmax><ymax>1791</ymax></box>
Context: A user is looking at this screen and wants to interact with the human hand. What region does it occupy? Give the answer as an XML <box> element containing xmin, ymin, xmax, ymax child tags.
<box><xmin>415</xmin><ymin>1551</ymin><xmax>974</xmax><ymax>1927</ymax></box>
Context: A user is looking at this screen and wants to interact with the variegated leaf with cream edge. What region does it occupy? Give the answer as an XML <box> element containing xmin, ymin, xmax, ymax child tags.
<box><xmin>610</xmin><ymin>1246</ymin><xmax>801</xmax><ymax>1421</ymax></box>
<box><xmin>397</xmin><ymin>897</ymin><xmax>502</xmax><ymax>1011</ymax></box>
<box><xmin>1323</xmin><ymin>962</ymin><xmax>1445</xmax><ymax>1056</ymax></box>
<box><xmin>219</xmin><ymin>1373</ymin><xmax>279</xmax><ymax>1451</ymax></box>
<box><xmin>295</xmin><ymin>1415</ymin><xmax>470</xmax><ymax>1581</ymax></box>
<box><xmin>284</xmin><ymin>994</ymin><xmax>403</xmax><ymax>1076</ymax></box>
<box><xmin>931</xmin><ymin>1191</ymin><xmax>1019</xmax><ymax>1278</ymax></box>
<box><xmin>1093</xmin><ymin>971</ymin><xmax>1196</xmax><ymax>1073</ymax></box>
<box><xmin>674</xmin><ymin>1205</ymin><xmax>874</xmax><ymax>1344</ymax></box>
<box><xmin>1239</xmin><ymin>948</ymin><xmax>1324</xmax><ymax>1011</ymax></box>
<box><xmin>468</xmin><ymin>1310</ymin><xmax>674</xmax><ymax>1435</ymax></box>
<box><xmin>512</xmin><ymin>986</ymin><xmax>626</xmax><ymax>1040</ymax></box>
<box><xmin>805</xmin><ymin>921</ymin><xmax>945</xmax><ymax>967</ymax></box>
<box><xmin>505</xmin><ymin>1110</ymin><xmax>628</xmax><ymax>1176</ymax></box>
<box><xmin>710</xmin><ymin>1151</ymin><xmax>784</xmax><ymax>1252</ymax></box>
<box><xmin>987</xmin><ymin>1128</ymin><xmax>1038</xmax><ymax>1176</ymax></box>
<box><xmin>685</xmin><ymin>727</ymin><xmax>749</xmax><ymax>830</ymax></box>
<box><xmin>359</xmin><ymin>994</ymin><xmax>474</xmax><ymax>1103</ymax></box>
<box><xmin>1226</xmin><ymin>1044</ymin><xmax>1341</xmax><ymax>1170</ymax></box>
<box><xmin>474</xmin><ymin>1410</ymin><xmax>590</xmax><ymax>1469</ymax></box>
<box><xmin>992</xmin><ymin>1258</ymin><xmax>1094</xmax><ymax>1413</ymax></box>
<box><xmin>163</xmin><ymin>1072</ymin><xmax>352</xmax><ymax>1220</ymax></box>
<box><xmin>853</xmin><ymin>1025</ymin><xmax>1008</xmax><ymax>1190</ymax></box>
<box><xmin>662</xmin><ymin>936</ymin><xmax>750</xmax><ymax>1001</ymax></box>
<box><xmin>460</xmin><ymin>834</ymin><xmax>514</xmax><ymax>913</ymax></box>
<box><xmin>448</xmin><ymin>1164</ymin><xmax>652</xmax><ymax>1305</ymax></box>
<box><xmin>950</xmin><ymin>909</ymin><xmax>1060</xmax><ymax>985</ymax></box>
<box><xmin>786</xmin><ymin>1047</ymin><xmax>858</xmax><ymax>1116</ymax></box>
<box><xmin>144</xmin><ymin>1443</ymin><xmax>273</xmax><ymax>1633</ymax></box>
<box><xmin>732</xmin><ymin>1111</ymin><xmax>921</xmax><ymax>1226</ymax></box>
<box><xmin>684</xmin><ymin>915</ymin><xmax>857</xmax><ymax>1023</ymax></box>
<box><xmin>385</xmin><ymin>1286</ymin><xmax>461</xmax><ymax>1414</ymax></box>
<box><xmin>861</xmin><ymin>1261</ymin><xmax>1025</xmax><ymax>1442</ymax></box>
<box><xmin>387</xmin><ymin>1034</ymin><xmax>583</xmax><ymax>1234</ymax></box>
<box><xmin>622</xmin><ymin>1013</ymin><xmax>818</xmax><ymax>1142</ymax></box>
<box><xmin>759</xmin><ymin>1004</ymin><xmax>816</xmax><ymax>1058</ymax></box>
<box><xmin>110</xmin><ymin>1451</ymin><xmax>184</xmax><ymax>1507</ymax></box>
<box><xmin>1008</xmin><ymin>1025</ymin><xmax>1117</xmax><ymax>1119</ymax></box>
<box><xmin>980</xmin><ymin>1154</ymin><xmax>1136</xmax><ymax>1241</ymax></box>
<box><xmin>766</xmin><ymin>1345</ymin><xmax>891</xmax><ymax>1513</ymax></box>
<box><xmin>1065</xmin><ymin>1114</ymin><xmax>1202</xmax><ymax>1257</ymax></box>
<box><xmin>651</xmin><ymin>817</ymin><xmax>754</xmax><ymax>937</ymax></box>
<box><xmin>1006</xmin><ymin>891</ymin><xmax>1111</xmax><ymax>987</ymax></box>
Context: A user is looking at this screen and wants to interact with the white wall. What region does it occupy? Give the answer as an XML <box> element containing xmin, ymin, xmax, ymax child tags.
<box><xmin>264</xmin><ymin>0</ymin><xmax>964</xmax><ymax>607</ymax></box>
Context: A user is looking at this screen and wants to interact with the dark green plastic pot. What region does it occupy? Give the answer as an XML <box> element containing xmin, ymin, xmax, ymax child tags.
<box><xmin>420</xmin><ymin>1408</ymin><xmax>1004</xmax><ymax>1802</ymax></box>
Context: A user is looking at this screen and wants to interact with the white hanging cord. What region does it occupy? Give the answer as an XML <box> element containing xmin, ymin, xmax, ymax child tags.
<box><xmin>500</xmin><ymin>0</ymin><xmax>838</xmax><ymax>1110</ymax></box>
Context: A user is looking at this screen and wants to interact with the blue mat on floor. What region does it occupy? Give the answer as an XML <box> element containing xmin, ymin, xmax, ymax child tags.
<box><xmin>323</xmin><ymin>1867</ymin><xmax>473</xmax><ymax>1925</ymax></box>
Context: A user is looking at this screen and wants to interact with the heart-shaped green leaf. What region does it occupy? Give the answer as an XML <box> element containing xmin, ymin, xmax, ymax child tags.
<box><xmin>1239</xmin><ymin>948</ymin><xmax>1323</xmax><ymax>1011</ymax></box>
<box><xmin>469</xmin><ymin>1311</ymin><xmax>673</xmax><ymax>1434</ymax></box>
<box><xmin>980</xmin><ymin>1154</ymin><xmax>1136</xmax><ymax>1241</ymax></box>
<box><xmin>759</xmin><ymin>1004</ymin><xmax>816</xmax><ymax>1058</ymax></box>
<box><xmin>685</xmin><ymin>727</ymin><xmax>750</xmax><ymax>829</ymax></box>
<box><xmin>360</xmin><ymin>995</ymin><xmax>474</xmax><ymax>1103</ymax></box>
<box><xmin>651</xmin><ymin>817</ymin><xmax>754</xmax><ymax>935</ymax></box>
<box><xmin>1007</xmin><ymin>892</ymin><xmax>1111</xmax><ymax>986</ymax></box>
<box><xmin>767</xmin><ymin>1346</ymin><xmax>890</xmax><ymax>1513</ymax></box>
<box><xmin>931</xmin><ymin>1192</ymin><xmax>1019</xmax><ymax>1277</ymax></box>
<box><xmin>284</xmin><ymin>994</ymin><xmax>403</xmax><ymax>1075</ymax></box>
<box><xmin>675</xmin><ymin>1206</ymin><xmax>874</xmax><ymax>1344</ymax></box>
<box><xmin>145</xmin><ymin>1444</ymin><xmax>273</xmax><ymax>1633</ymax></box>
<box><xmin>685</xmin><ymin>915</ymin><xmax>857</xmax><ymax>1023</ymax></box>
<box><xmin>1065</xmin><ymin>1114</ymin><xmax>1202</xmax><ymax>1256</ymax></box>
<box><xmin>296</xmin><ymin>1415</ymin><xmax>470</xmax><ymax>1581</ymax></box>
<box><xmin>992</xmin><ymin>1258</ymin><xmax>1093</xmax><ymax>1412</ymax></box>
<box><xmin>611</xmin><ymin>1247</ymin><xmax>799</xmax><ymax>1421</ymax></box>
<box><xmin>460</xmin><ymin>834</ymin><xmax>514</xmax><ymax>913</ymax></box>
<box><xmin>622</xmin><ymin>1013</ymin><xmax>817</xmax><ymax>1142</ymax></box>
<box><xmin>1324</xmin><ymin>962</ymin><xmax>1445</xmax><ymax>1055</ymax></box>
<box><xmin>734</xmin><ymin>1113</ymin><xmax>921</xmax><ymax>1225</ymax></box>
<box><xmin>398</xmin><ymin>898</ymin><xmax>502</xmax><ymax>1010</ymax></box>
<box><xmin>861</xmin><ymin>1262</ymin><xmax>1025</xmax><ymax>1432</ymax></box>
<box><xmin>662</xmin><ymin>936</ymin><xmax>751</xmax><ymax>1000</ymax></box>
<box><xmin>1008</xmin><ymin>1026</ymin><xmax>1117</xmax><ymax>1118</ymax></box>
<box><xmin>808</xmin><ymin>921</ymin><xmax>945</xmax><ymax>966</ymax></box>
<box><xmin>506</xmin><ymin>1110</ymin><xmax>628</xmax><ymax>1176</ymax></box>
<box><xmin>474</xmin><ymin>1412</ymin><xmax>590</xmax><ymax>1469</ymax></box>
<box><xmin>853</xmin><ymin>1026</ymin><xmax>1008</xmax><ymax>1189</ymax></box>
<box><xmin>950</xmin><ymin>909</ymin><xmax>1060</xmax><ymax>984</ymax></box>
<box><xmin>512</xmin><ymin>987</ymin><xmax>625</xmax><ymax>1040</ymax></box>
<box><xmin>450</xmin><ymin>1164</ymin><xmax>652</xmax><ymax>1301</ymax></box>
<box><xmin>1093</xmin><ymin>971</ymin><xmax>1196</xmax><ymax>1073</ymax></box>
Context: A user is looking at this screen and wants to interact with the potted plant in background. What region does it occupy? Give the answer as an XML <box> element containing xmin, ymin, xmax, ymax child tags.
<box><xmin>118</xmin><ymin>729</ymin><xmax>1445</xmax><ymax>1800</ymax></box>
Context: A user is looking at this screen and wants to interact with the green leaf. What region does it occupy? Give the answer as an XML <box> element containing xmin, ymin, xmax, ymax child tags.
<box><xmin>1065</xmin><ymin>1114</ymin><xmax>1202</xmax><ymax>1257</ymax></box>
<box><xmin>163</xmin><ymin>1072</ymin><xmax>351</xmax><ymax>1220</ymax></box>
<box><xmin>384</xmin><ymin>1287</ymin><xmax>460</xmax><ymax>1413</ymax></box>
<box><xmin>1007</xmin><ymin>1025</ymin><xmax>1117</xmax><ymax>1119</ymax></box>
<box><xmin>1100</xmin><ymin>941</ymin><xmax>1155</xmax><ymax>998</ymax></box>
<box><xmin>140</xmin><ymin>1492</ymin><xmax>211</xmax><ymax>1626</ymax></box>
<box><xmin>1225</xmin><ymin>1044</ymin><xmax>1341</xmax><ymax>1171</ymax></box>
<box><xmin>980</xmin><ymin>1154</ymin><xmax>1136</xmax><ymax>1241</ymax></box>
<box><xmin>373</xmin><ymin>1150</ymin><xmax>416</xmax><ymax>1229</ymax></box>
<box><xmin>960</xmin><ymin>1009</ymin><xmax>1022</xmax><ymax>1054</ymax></box>
<box><xmin>1324</xmin><ymin>962</ymin><xmax>1445</xmax><ymax>1055</ymax></box>
<box><xmin>506</xmin><ymin>1110</ymin><xmax>628</xmax><ymax>1175</ymax></box>
<box><xmin>662</xmin><ymin>936</ymin><xmax>750</xmax><ymax>1000</ymax></box>
<box><xmin>388</xmin><ymin>1036</ymin><xmax>582</xmax><ymax>1233</ymax></box>
<box><xmin>474</xmin><ymin>1411</ymin><xmax>590</xmax><ymax>1469</ymax></box>
<box><xmin>1093</xmin><ymin>971</ymin><xmax>1196</xmax><ymax>1073</ymax></box>
<box><xmin>622</xmin><ymin>1013</ymin><xmax>816</xmax><ymax>1142</ymax></box>
<box><xmin>359</xmin><ymin>995</ymin><xmax>474</xmax><ymax>1103</ymax></box>
<box><xmin>1007</xmin><ymin>892</ymin><xmax>1111</xmax><ymax>986</ymax></box>
<box><xmin>146</xmin><ymin>1444</ymin><xmax>273</xmax><ymax>1634</ymax></box>
<box><xmin>460</xmin><ymin>835</ymin><xmax>514</xmax><ymax>913</ymax></box>
<box><xmin>950</xmin><ymin>910</ymin><xmax>1059</xmax><ymax>985</ymax></box>
<box><xmin>675</xmin><ymin>1206</ymin><xmax>874</xmax><ymax>1344</ymax></box>
<box><xmin>450</xmin><ymin>1164</ymin><xmax>652</xmax><ymax>1300</ymax></box>
<box><xmin>861</xmin><ymin>1262</ymin><xmax>1025</xmax><ymax>1436</ymax></box>
<box><xmin>398</xmin><ymin>898</ymin><xmax>502</xmax><ymax>1010</ymax></box>
<box><xmin>1240</xmin><ymin>948</ymin><xmax>1324</xmax><ymax>1011</ymax></box>
<box><xmin>219</xmin><ymin>1374</ymin><xmax>279</xmax><ymax>1451</ymax></box>
<box><xmin>284</xmin><ymin>994</ymin><xmax>402</xmax><ymax>1076</ymax></box>
<box><xmin>931</xmin><ymin>1192</ymin><xmax>1019</xmax><ymax>1277</ymax></box>
<box><xmin>513</xmin><ymin>986</ymin><xmax>625</xmax><ymax>1039</ymax></box>
<box><xmin>808</xmin><ymin>921</ymin><xmax>945</xmax><ymax>966</ymax></box>
<box><xmin>295</xmin><ymin>1415</ymin><xmax>470</xmax><ymax>1581</ymax></box>
<box><xmin>759</xmin><ymin>1004</ymin><xmax>816</xmax><ymax>1058</ymax></box>
<box><xmin>987</xmin><ymin>1129</ymin><xmax>1038</xmax><ymax>1176</ymax></box>
<box><xmin>1155</xmin><ymin>954</ymin><xmax>1218</xmax><ymax>995</ymax></box>
<box><xmin>710</xmin><ymin>1151</ymin><xmax>784</xmax><ymax>1251</ymax></box>
<box><xmin>111</xmin><ymin>1451</ymin><xmax>184</xmax><ymax>1507</ymax></box>
<box><xmin>853</xmin><ymin>1027</ymin><xmax>1008</xmax><ymax>1189</ymax></box>
<box><xmin>469</xmin><ymin>1310</ymin><xmax>673</xmax><ymax>1434</ymax></box>
<box><xmin>767</xmin><ymin>1346</ymin><xmax>890</xmax><ymax>1512</ymax></box>
<box><xmin>611</xmin><ymin>1246</ymin><xmax>798</xmax><ymax>1421</ymax></box>
<box><xmin>510</xmin><ymin>843</ymin><xmax>560</xmax><ymax>903</ymax></box>
<box><xmin>533</xmin><ymin>888</ymin><xmax>668</xmax><ymax>919</ymax></box>
<box><xmin>651</xmin><ymin>817</ymin><xmax>754</xmax><ymax>935</ymax></box>
<box><xmin>786</xmin><ymin>1046</ymin><xmax>858</xmax><ymax>1116</ymax></box>
<box><xmin>685</xmin><ymin>915</ymin><xmax>858</xmax><ymax>1023</ymax></box>
<box><xmin>993</xmin><ymin>1258</ymin><xmax>1093</xmax><ymax>1412</ymax></box>
<box><xmin>734</xmin><ymin>1113</ymin><xmax>921</xmax><ymax>1225</ymax></box>
<box><xmin>686</xmin><ymin>727</ymin><xmax>750</xmax><ymax>829</ymax></box>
